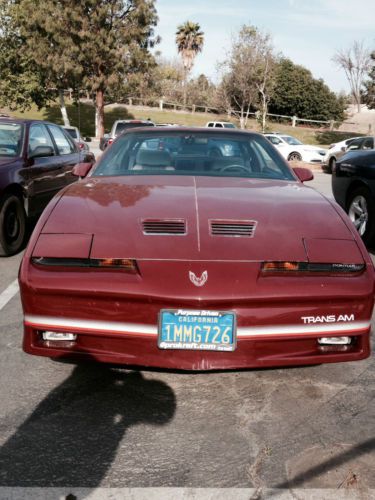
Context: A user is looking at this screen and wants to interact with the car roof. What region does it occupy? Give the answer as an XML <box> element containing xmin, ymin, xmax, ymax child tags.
<box><xmin>0</xmin><ymin>117</ymin><xmax>60</xmax><ymax>126</ymax></box>
<box><xmin>118</xmin><ymin>126</ymin><xmax>263</xmax><ymax>138</ymax></box>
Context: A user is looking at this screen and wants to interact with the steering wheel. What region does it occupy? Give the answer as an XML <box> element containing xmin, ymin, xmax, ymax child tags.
<box><xmin>220</xmin><ymin>164</ymin><xmax>249</xmax><ymax>173</ymax></box>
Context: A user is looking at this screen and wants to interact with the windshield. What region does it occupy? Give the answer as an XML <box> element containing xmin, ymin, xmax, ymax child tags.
<box><xmin>0</xmin><ymin>122</ymin><xmax>23</xmax><ymax>157</ymax></box>
<box><xmin>93</xmin><ymin>131</ymin><xmax>294</xmax><ymax>181</ymax></box>
<box><xmin>114</xmin><ymin>122</ymin><xmax>154</xmax><ymax>136</ymax></box>
<box><xmin>223</xmin><ymin>123</ymin><xmax>236</xmax><ymax>128</ymax></box>
<box><xmin>65</xmin><ymin>128</ymin><xmax>78</xmax><ymax>139</ymax></box>
<box><xmin>281</xmin><ymin>135</ymin><xmax>302</xmax><ymax>146</ymax></box>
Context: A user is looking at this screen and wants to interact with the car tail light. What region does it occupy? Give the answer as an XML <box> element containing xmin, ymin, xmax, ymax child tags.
<box><xmin>261</xmin><ymin>261</ymin><xmax>365</xmax><ymax>276</ymax></box>
<box><xmin>32</xmin><ymin>257</ymin><xmax>138</xmax><ymax>273</ymax></box>
<box><xmin>108</xmin><ymin>138</ymin><xmax>114</xmax><ymax>146</ymax></box>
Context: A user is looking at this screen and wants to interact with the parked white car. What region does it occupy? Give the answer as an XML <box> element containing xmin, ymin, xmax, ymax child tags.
<box><xmin>206</xmin><ymin>121</ymin><xmax>237</xmax><ymax>128</ymax></box>
<box><xmin>323</xmin><ymin>136</ymin><xmax>370</xmax><ymax>173</ymax></box>
<box><xmin>264</xmin><ymin>133</ymin><xmax>327</xmax><ymax>163</ymax></box>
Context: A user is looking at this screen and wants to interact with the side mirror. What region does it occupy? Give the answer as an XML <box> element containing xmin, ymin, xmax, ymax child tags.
<box><xmin>72</xmin><ymin>162</ymin><xmax>93</xmax><ymax>178</ymax></box>
<box><xmin>29</xmin><ymin>145</ymin><xmax>54</xmax><ymax>159</ymax></box>
<box><xmin>293</xmin><ymin>167</ymin><xmax>314</xmax><ymax>182</ymax></box>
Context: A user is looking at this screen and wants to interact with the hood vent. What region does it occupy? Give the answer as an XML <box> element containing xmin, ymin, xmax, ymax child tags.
<box><xmin>142</xmin><ymin>219</ymin><xmax>186</xmax><ymax>235</ymax></box>
<box><xmin>210</xmin><ymin>220</ymin><xmax>257</xmax><ymax>237</ymax></box>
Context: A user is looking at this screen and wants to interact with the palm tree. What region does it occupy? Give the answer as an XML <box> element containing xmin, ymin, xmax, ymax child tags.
<box><xmin>175</xmin><ymin>21</ymin><xmax>204</xmax><ymax>107</ymax></box>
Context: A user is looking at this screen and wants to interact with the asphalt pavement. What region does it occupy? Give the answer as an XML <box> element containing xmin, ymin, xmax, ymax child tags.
<box><xmin>0</xmin><ymin>171</ymin><xmax>374</xmax><ymax>500</ymax></box>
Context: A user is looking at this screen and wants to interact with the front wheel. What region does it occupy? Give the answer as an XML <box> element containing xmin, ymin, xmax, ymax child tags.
<box><xmin>328</xmin><ymin>157</ymin><xmax>336</xmax><ymax>174</ymax></box>
<box><xmin>0</xmin><ymin>194</ymin><xmax>26</xmax><ymax>256</ymax></box>
<box><xmin>288</xmin><ymin>152</ymin><xmax>302</xmax><ymax>161</ymax></box>
<box><xmin>347</xmin><ymin>187</ymin><xmax>375</xmax><ymax>246</ymax></box>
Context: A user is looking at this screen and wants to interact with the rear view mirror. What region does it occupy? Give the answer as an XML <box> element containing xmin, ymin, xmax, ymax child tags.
<box><xmin>73</xmin><ymin>162</ymin><xmax>93</xmax><ymax>178</ymax></box>
<box><xmin>29</xmin><ymin>145</ymin><xmax>54</xmax><ymax>159</ymax></box>
<box><xmin>293</xmin><ymin>167</ymin><xmax>314</xmax><ymax>183</ymax></box>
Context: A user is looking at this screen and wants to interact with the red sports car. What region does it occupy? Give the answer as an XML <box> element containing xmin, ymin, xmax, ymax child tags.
<box><xmin>19</xmin><ymin>128</ymin><xmax>374</xmax><ymax>370</ymax></box>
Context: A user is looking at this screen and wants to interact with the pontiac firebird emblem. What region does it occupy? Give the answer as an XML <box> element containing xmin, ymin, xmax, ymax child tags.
<box><xmin>189</xmin><ymin>271</ymin><xmax>208</xmax><ymax>287</ymax></box>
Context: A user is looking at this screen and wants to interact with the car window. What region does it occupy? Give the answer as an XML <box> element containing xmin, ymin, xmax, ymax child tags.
<box><xmin>214</xmin><ymin>123</ymin><xmax>224</xmax><ymax>128</ymax></box>
<box><xmin>347</xmin><ymin>138</ymin><xmax>363</xmax><ymax>151</ymax></box>
<box><xmin>0</xmin><ymin>122</ymin><xmax>23</xmax><ymax>157</ymax></box>
<box><xmin>362</xmin><ymin>138</ymin><xmax>374</xmax><ymax>150</ymax></box>
<box><xmin>267</xmin><ymin>136</ymin><xmax>282</xmax><ymax>145</ymax></box>
<box><xmin>28</xmin><ymin>124</ymin><xmax>55</xmax><ymax>156</ymax></box>
<box><xmin>65</xmin><ymin>127</ymin><xmax>78</xmax><ymax>140</ymax></box>
<box><xmin>281</xmin><ymin>135</ymin><xmax>302</xmax><ymax>146</ymax></box>
<box><xmin>207</xmin><ymin>123</ymin><xmax>214</xmax><ymax>127</ymax></box>
<box><xmin>93</xmin><ymin>132</ymin><xmax>295</xmax><ymax>181</ymax></box>
<box><xmin>223</xmin><ymin>123</ymin><xmax>236</xmax><ymax>128</ymax></box>
<box><xmin>47</xmin><ymin>124</ymin><xmax>76</xmax><ymax>155</ymax></box>
<box><xmin>114</xmin><ymin>122</ymin><xmax>154</xmax><ymax>136</ymax></box>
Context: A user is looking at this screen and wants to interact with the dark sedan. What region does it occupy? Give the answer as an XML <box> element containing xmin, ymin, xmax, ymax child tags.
<box><xmin>0</xmin><ymin>118</ymin><xmax>95</xmax><ymax>256</ymax></box>
<box><xmin>332</xmin><ymin>149</ymin><xmax>375</xmax><ymax>246</ymax></box>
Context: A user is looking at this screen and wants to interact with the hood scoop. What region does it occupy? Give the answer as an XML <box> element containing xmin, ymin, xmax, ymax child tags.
<box><xmin>210</xmin><ymin>219</ymin><xmax>257</xmax><ymax>237</ymax></box>
<box><xmin>142</xmin><ymin>219</ymin><xmax>186</xmax><ymax>235</ymax></box>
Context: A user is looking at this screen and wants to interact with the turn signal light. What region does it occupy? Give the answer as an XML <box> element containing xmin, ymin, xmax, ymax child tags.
<box><xmin>261</xmin><ymin>261</ymin><xmax>365</xmax><ymax>276</ymax></box>
<box><xmin>32</xmin><ymin>257</ymin><xmax>138</xmax><ymax>273</ymax></box>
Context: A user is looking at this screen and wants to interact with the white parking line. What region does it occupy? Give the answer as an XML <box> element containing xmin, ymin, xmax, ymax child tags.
<box><xmin>0</xmin><ymin>279</ymin><xmax>19</xmax><ymax>311</ymax></box>
<box><xmin>0</xmin><ymin>488</ymin><xmax>373</xmax><ymax>499</ymax></box>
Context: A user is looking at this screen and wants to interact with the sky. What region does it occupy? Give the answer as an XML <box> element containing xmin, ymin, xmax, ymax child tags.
<box><xmin>153</xmin><ymin>0</ymin><xmax>375</xmax><ymax>94</ymax></box>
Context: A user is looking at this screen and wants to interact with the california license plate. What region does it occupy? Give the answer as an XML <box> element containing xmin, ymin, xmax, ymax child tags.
<box><xmin>158</xmin><ymin>309</ymin><xmax>236</xmax><ymax>351</ymax></box>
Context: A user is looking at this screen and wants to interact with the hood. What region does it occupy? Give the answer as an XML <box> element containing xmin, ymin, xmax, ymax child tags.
<box><xmin>40</xmin><ymin>175</ymin><xmax>354</xmax><ymax>261</ymax></box>
<box><xmin>302</xmin><ymin>145</ymin><xmax>327</xmax><ymax>153</ymax></box>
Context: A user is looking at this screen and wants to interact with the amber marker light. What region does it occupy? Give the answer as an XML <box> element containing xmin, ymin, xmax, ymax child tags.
<box><xmin>261</xmin><ymin>261</ymin><xmax>365</xmax><ymax>276</ymax></box>
<box><xmin>32</xmin><ymin>257</ymin><xmax>138</xmax><ymax>273</ymax></box>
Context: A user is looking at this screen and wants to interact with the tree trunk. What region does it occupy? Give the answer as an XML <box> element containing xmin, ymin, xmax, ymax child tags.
<box><xmin>239</xmin><ymin>107</ymin><xmax>245</xmax><ymax>129</ymax></box>
<box><xmin>59</xmin><ymin>89</ymin><xmax>70</xmax><ymax>127</ymax></box>
<box><xmin>95</xmin><ymin>89</ymin><xmax>105</xmax><ymax>139</ymax></box>
<box><xmin>183</xmin><ymin>67</ymin><xmax>188</xmax><ymax>109</ymax></box>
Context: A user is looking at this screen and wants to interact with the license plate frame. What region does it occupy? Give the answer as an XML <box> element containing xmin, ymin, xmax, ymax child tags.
<box><xmin>158</xmin><ymin>309</ymin><xmax>236</xmax><ymax>351</ymax></box>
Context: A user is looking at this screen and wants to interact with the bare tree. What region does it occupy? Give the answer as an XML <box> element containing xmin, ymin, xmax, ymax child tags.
<box><xmin>333</xmin><ymin>41</ymin><xmax>371</xmax><ymax>113</ymax></box>
<box><xmin>219</xmin><ymin>25</ymin><xmax>277</xmax><ymax>130</ymax></box>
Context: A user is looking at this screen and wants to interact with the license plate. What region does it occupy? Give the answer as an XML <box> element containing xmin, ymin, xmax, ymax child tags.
<box><xmin>158</xmin><ymin>309</ymin><xmax>236</xmax><ymax>351</ymax></box>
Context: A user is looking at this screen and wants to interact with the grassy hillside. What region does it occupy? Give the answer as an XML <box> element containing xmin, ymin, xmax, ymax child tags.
<box><xmin>4</xmin><ymin>100</ymin><xmax>359</xmax><ymax>146</ymax></box>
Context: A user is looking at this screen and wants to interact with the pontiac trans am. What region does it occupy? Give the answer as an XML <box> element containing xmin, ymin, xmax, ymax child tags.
<box><xmin>19</xmin><ymin>128</ymin><xmax>374</xmax><ymax>370</ymax></box>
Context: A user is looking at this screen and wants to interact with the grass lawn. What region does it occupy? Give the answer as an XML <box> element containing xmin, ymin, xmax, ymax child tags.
<box><xmin>4</xmin><ymin>100</ymin><xmax>358</xmax><ymax>146</ymax></box>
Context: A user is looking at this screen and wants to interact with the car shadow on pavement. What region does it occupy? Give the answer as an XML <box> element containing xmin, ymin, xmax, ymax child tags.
<box><xmin>0</xmin><ymin>361</ymin><xmax>176</xmax><ymax>488</ymax></box>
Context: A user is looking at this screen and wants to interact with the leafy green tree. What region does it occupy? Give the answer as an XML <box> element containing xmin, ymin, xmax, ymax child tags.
<box><xmin>186</xmin><ymin>74</ymin><xmax>216</xmax><ymax>108</ymax></box>
<box><xmin>9</xmin><ymin>0</ymin><xmax>158</xmax><ymax>137</ymax></box>
<box><xmin>175</xmin><ymin>21</ymin><xmax>204</xmax><ymax>107</ymax></box>
<box><xmin>0</xmin><ymin>0</ymin><xmax>49</xmax><ymax>111</ymax></box>
<box><xmin>269</xmin><ymin>58</ymin><xmax>345</xmax><ymax>122</ymax></box>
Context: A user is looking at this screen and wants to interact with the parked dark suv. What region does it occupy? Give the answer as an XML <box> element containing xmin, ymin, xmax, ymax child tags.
<box><xmin>332</xmin><ymin>148</ymin><xmax>375</xmax><ymax>246</ymax></box>
<box><xmin>0</xmin><ymin>118</ymin><xmax>95</xmax><ymax>255</ymax></box>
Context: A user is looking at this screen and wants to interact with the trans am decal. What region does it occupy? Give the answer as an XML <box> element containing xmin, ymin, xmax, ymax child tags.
<box><xmin>301</xmin><ymin>314</ymin><xmax>355</xmax><ymax>324</ymax></box>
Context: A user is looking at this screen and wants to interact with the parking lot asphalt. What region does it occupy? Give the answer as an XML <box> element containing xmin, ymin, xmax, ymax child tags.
<box><xmin>0</xmin><ymin>172</ymin><xmax>374</xmax><ymax>500</ymax></box>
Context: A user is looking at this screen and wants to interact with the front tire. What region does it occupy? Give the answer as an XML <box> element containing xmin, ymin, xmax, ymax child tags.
<box><xmin>0</xmin><ymin>194</ymin><xmax>26</xmax><ymax>256</ymax></box>
<box><xmin>288</xmin><ymin>152</ymin><xmax>302</xmax><ymax>161</ymax></box>
<box><xmin>328</xmin><ymin>157</ymin><xmax>336</xmax><ymax>174</ymax></box>
<box><xmin>347</xmin><ymin>187</ymin><xmax>375</xmax><ymax>246</ymax></box>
